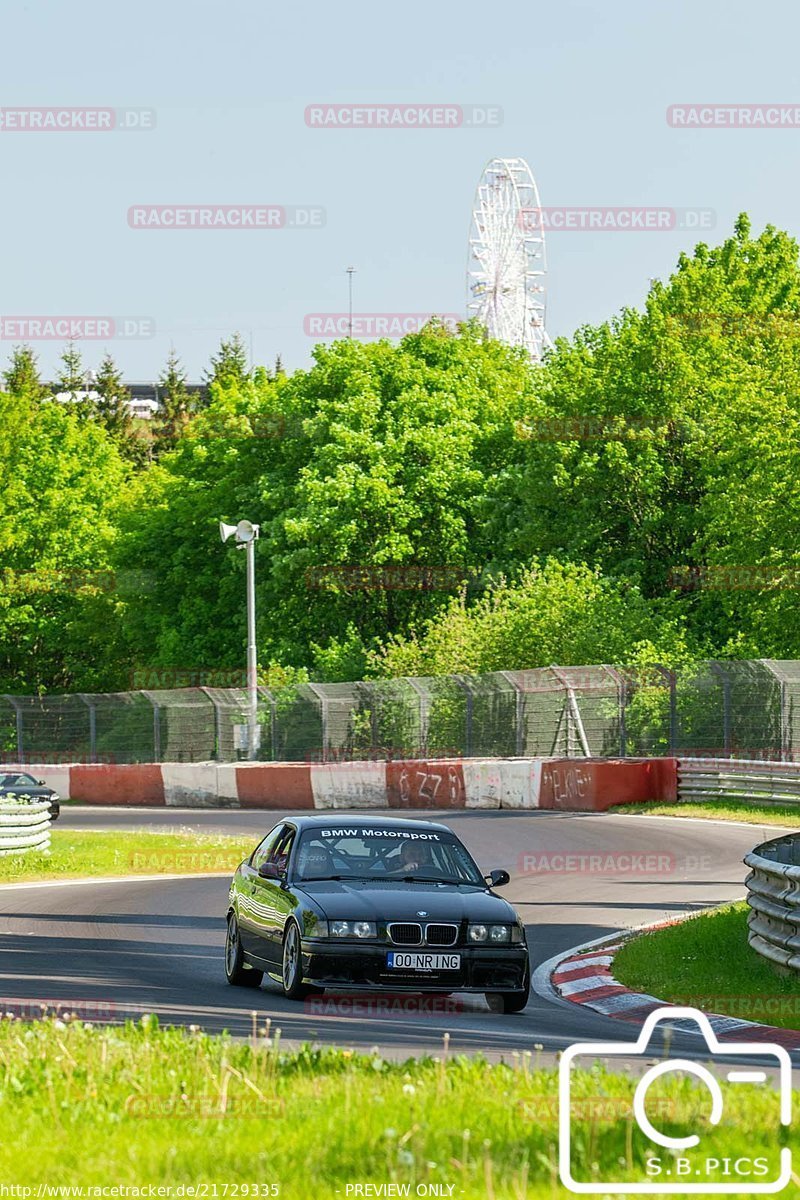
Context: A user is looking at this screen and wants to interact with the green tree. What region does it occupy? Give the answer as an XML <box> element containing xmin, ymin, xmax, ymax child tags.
<box><xmin>205</xmin><ymin>333</ymin><xmax>250</xmax><ymax>391</ymax></box>
<box><xmin>95</xmin><ymin>353</ymin><xmax>133</xmax><ymax>440</ymax></box>
<box><xmin>55</xmin><ymin>342</ymin><xmax>94</xmax><ymax>418</ymax></box>
<box><xmin>152</xmin><ymin>349</ymin><xmax>192</xmax><ymax>454</ymax></box>
<box><xmin>485</xmin><ymin>215</ymin><xmax>800</xmax><ymax>658</ymax></box>
<box><xmin>3</xmin><ymin>345</ymin><xmax>49</xmax><ymax>401</ymax></box>
<box><xmin>114</xmin><ymin>321</ymin><xmax>537</xmax><ymax>672</ymax></box>
<box><xmin>0</xmin><ymin>389</ymin><xmax>128</xmax><ymax>694</ymax></box>
<box><xmin>369</xmin><ymin>560</ymin><xmax>693</xmax><ymax>677</ymax></box>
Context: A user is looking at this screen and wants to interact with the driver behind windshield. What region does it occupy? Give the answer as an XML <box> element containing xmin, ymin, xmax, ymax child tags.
<box><xmin>388</xmin><ymin>839</ymin><xmax>438</xmax><ymax>877</ymax></box>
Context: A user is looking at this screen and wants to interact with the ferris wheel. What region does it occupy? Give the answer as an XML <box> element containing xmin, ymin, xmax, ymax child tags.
<box><xmin>467</xmin><ymin>157</ymin><xmax>550</xmax><ymax>362</ymax></box>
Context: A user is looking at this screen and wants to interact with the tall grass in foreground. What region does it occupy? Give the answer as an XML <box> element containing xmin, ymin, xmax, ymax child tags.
<box><xmin>0</xmin><ymin>1014</ymin><xmax>793</xmax><ymax>1198</ymax></box>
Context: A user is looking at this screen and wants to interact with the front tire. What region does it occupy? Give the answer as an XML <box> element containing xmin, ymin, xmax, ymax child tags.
<box><xmin>281</xmin><ymin>921</ymin><xmax>317</xmax><ymax>1001</ymax></box>
<box><xmin>225</xmin><ymin>912</ymin><xmax>263</xmax><ymax>987</ymax></box>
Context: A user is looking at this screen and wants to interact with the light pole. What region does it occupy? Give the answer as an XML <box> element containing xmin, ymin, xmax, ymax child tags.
<box><xmin>220</xmin><ymin>519</ymin><xmax>260</xmax><ymax>759</ymax></box>
<box><xmin>346</xmin><ymin>266</ymin><xmax>356</xmax><ymax>338</ymax></box>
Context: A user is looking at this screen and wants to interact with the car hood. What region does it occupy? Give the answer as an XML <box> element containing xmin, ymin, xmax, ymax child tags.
<box><xmin>295</xmin><ymin>880</ymin><xmax>517</xmax><ymax>923</ymax></box>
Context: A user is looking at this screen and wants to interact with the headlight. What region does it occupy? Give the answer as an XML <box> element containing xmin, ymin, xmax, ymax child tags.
<box><xmin>329</xmin><ymin>920</ymin><xmax>377</xmax><ymax>939</ymax></box>
<box><xmin>469</xmin><ymin>923</ymin><xmax>517</xmax><ymax>944</ymax></box>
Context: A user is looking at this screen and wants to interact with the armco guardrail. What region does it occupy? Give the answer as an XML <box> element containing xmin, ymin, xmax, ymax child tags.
<box><xmin>745</xmin><ymin>834</ymin><xmax>800</xmax><ymax>972</ymax></box>
<box><xmin>0</xmin><ymin>798</ymin><xmax>52</xmax><ymax>855</ymax></box>
<box><xmin>678</xmin><ymin>758</ymin><xmax>800</xmax><ymax>804</ymax></box>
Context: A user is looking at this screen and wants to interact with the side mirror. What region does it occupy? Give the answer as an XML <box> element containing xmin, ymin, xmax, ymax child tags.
<box><xmin>36</xmin><ymin>779</ymin><xmax>45</xmax><ymax>786</ymax></box>
<box><xmin>258</xmin><ymin>861</ymin><xmax>282</xmax><ymax>880</ymax></box>
<box><xmin>485</xmin><ymin>869</ymin><xmax>510</xmax><ymax>888</ymax></box>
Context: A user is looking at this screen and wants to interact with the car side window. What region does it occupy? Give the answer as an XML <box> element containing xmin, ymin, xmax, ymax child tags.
<box><xmin>250</xmin><ymin>826</ymin><xmax>286</xmax><ymax>871</ymax></box>
<box><xmin>271</xmin><ymin>827</ymin><xmax>296</xmax><ymax>876</ymax></box>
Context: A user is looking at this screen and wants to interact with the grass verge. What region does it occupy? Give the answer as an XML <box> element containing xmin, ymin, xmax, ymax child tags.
<box><xmin>0</xmin><ymin>1015</ymin><xmax>792</xmax><ymax>1196</ymax></box>
<box><xmin>613</xmin><ymin>900</ymin><xmax>800</xmax><ymax>1029</ymax></box>
<box><xmin>614</xmin><ymin>798</ymin><xmax>800</xmax><ymax>826</ymax></box>
<box><xmin>0</xmin><ymin>829</ymin><xmax>254</xmax><ymax>884</ymax></box>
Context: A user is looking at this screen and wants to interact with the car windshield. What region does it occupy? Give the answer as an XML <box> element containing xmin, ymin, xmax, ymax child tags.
<box><xmin>0</xmin><ymin>774</ymin><xmax>33</xmax><ymax>787</ymax></box>
<box><xmin>294</xmin><ymin>825</ymin><xmax>484</xmax><ymax>886</ymax></box>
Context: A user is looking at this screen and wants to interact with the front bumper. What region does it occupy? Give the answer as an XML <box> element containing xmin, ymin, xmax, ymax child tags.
<box><xmin>299</xmin><ymin>939</ymin><xmax>529</xmax><ymax>992</ymax></box>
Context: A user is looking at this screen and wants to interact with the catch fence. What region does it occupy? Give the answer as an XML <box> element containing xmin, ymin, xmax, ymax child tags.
<box><xmin>2</xmin><ymin>659</ymin><xmax>799</xmax><ymax>765</ymax></box>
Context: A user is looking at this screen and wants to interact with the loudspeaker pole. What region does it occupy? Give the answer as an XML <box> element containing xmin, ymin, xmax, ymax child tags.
<box><xmin>245</xmin><ymin>536</ymin><xmax>258</xmax><ymax>761</ymax></box>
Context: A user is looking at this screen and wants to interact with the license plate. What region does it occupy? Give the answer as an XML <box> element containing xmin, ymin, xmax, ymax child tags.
<box><xmin>386</xmin><ymin>952</ymin><xmax>461</xmax><ymax>971</ymax></box>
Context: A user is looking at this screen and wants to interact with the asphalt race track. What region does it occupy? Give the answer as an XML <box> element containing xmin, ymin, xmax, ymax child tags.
<box><xmin>0</xmin><ymin>806</ymin><xmax>791</xmax><ymax>1063</ymax></box>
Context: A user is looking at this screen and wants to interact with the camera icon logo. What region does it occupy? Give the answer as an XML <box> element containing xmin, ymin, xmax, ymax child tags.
<box><xmin>559</xmin><ymin>1006</ymin><xmax>792</xmax><ymax>1194</ymax></box>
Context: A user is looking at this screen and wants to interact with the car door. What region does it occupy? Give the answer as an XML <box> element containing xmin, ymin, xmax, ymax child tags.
<box><xmin>237</xmin><ymin>823</ymin><xmax>285</xmax><ymax>958</ymax></box>
<box><xmin>243</xmin><ymin>824</ymin><xmax>299</xmax><ymax>967</ymax></box>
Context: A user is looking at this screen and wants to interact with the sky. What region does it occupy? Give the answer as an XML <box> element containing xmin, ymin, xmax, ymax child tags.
<box><xmin>3</xmin><ymin>0</ymin><xmax>800</xmax><ymax>382</ymax></box>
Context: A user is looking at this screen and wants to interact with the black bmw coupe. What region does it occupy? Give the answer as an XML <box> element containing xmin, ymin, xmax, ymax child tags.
<box><xmin>225</xmin><ymin>814</ymin><xmax>530</xmax><ymax>1013</ymax></box>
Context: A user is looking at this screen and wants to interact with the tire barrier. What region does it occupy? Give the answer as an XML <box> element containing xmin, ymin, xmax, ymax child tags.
<box><xmin>0</xmin><ymin>798</ymin><xmax>52</xmax><ymax>855</ymax></box>
<box><xmin>745</xmin><ymin>834</ymin><xmax>800</xmax><ymax>972</ymax></box>
<box><xmin>4</xmin><ymin>756</ymin><xmax>677</xmax><ymax>811</ymax></box>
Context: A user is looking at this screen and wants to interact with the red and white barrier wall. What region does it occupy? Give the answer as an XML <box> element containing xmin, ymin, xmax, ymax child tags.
<box><xmin>8</xmin><ymin>757</ymin><xmax>677</xmax><ymax>811</ymax></box>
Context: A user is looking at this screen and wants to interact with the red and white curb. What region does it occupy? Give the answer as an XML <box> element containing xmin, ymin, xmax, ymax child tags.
<box><xmin>547</xmin><ymin>916</ymin><xmax>800</xmax><ymax>1053</ymax></box>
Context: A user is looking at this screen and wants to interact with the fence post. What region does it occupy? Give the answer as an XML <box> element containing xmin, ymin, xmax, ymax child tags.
<box><xmin>655</xmin><ymin>666</ymin><xmax>678</xmax><ymax>754</ymax></box>
<box><xmin>405</xmin><ymin>678</ymin><xmax>429</xmax><ymax>758</ymax></box>
<box><xmin>142</xmin><ymin>691</ymin><xmax>162</xmax><ymax>761</ymax></box>
<box><xmin>78</xmin><ymin>695</ymin><xmax>97</xmax><ymax>763</ymax></box>
<box><xmin>709</xmin><ymin>662</ymin><xmax>731</xmax><ymax>755</ymax></box>
<box><xmin>455</xmin><ymin>677</ymin><xmax>474</xmax><ymax>757</ymax></box>
<box><xmin>306</xmin><ymin>684</ymin><xmax>329</xmax><ymax>762</ymax></box>
<box><xmin>602</xmin><ymin>666</ymin><xmax>627</xmax><ymax>757</ymax></box>
<box><xmin>3</xmin><ymin>696</ymin><xmax>23</xmax><ymax>761</ymax></box>
<box><xmin>198</xmin><ymin>687</ymin><xmax>221</xmax><ymax>760</ymax></box>
<box><xmin>258</xmin><ymin>687</ymin><xmax>277</xmax><ymax>761</ymax></box>
<box><xmin>499</xmin><ymin>671</ymin><xmax>525</xmax><ymax>756</ymax></box>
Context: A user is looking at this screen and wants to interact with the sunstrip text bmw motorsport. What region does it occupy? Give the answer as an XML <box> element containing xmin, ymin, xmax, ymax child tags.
<box><xmin>225</xmin><ymin>815</ymin><xmax>530</xmax><ymax>1013</ymax></box>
